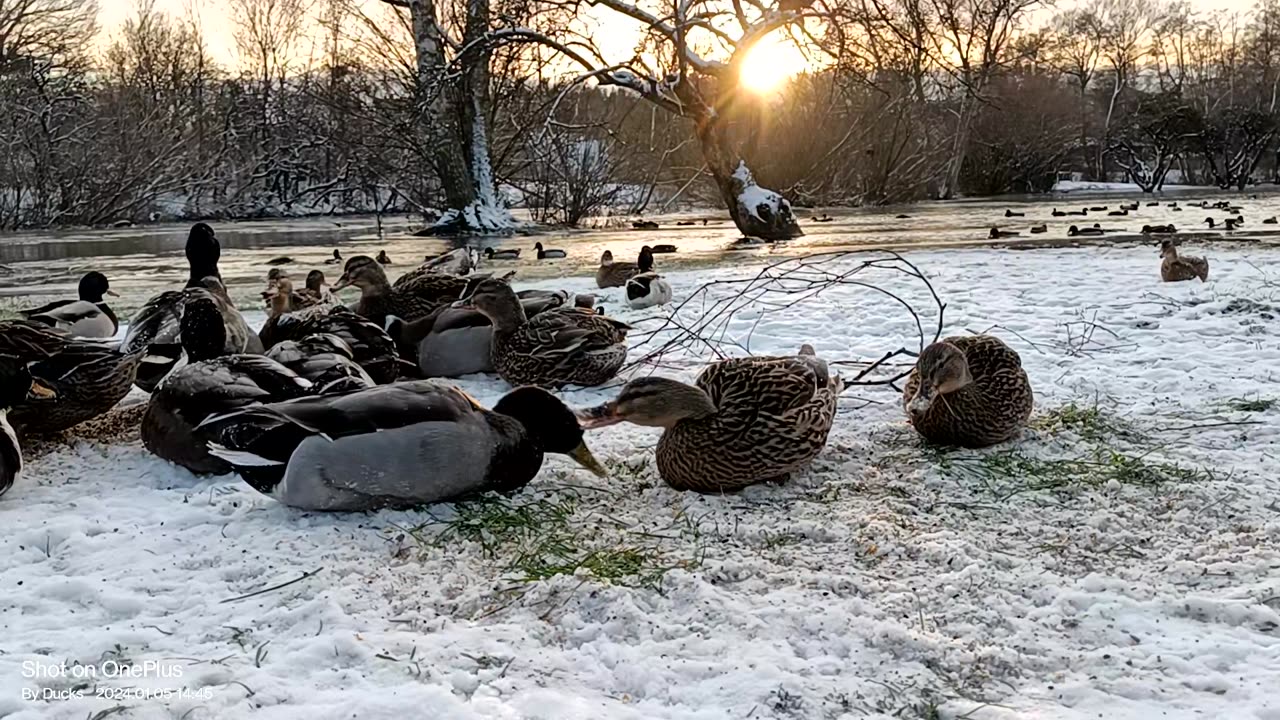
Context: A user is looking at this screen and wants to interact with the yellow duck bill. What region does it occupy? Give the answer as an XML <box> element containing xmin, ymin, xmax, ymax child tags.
<box><xmin>568</xmin><ymin>441</ymin><xmax>608</xmax><ymax>477</ymax></box>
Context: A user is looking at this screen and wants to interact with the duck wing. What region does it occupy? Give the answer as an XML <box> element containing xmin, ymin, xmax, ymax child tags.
<box><xmin>696</xmin><ymin>354</ymin><xmax>833</xmax><ymax>421</ymax></box>
<box><xmin>121</xmin><ymin>290</ymin><xmax>185</xmax><ymax>358</ymax></box>
<box><xmin>271</xmin><ymin>307</ymin><xmax>403</xmax><ymax>383</ymax></box>
<box><xmin>519</xmin><ymin>309</ymin><xmax>630</xmax><ymax>355</ymax></box>
<box><xmin>0</xmin><ymin>320</ymin><xmax>71</xmax><ymax>361</ymax></box>
<box><xmin>18</xmin><ymin>299</ymin><xmax>75</xmax><ymax>317</ymax></box>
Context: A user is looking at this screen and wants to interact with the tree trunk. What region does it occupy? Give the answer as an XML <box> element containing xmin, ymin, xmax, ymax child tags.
<box><xmin>696</xmin><ymin>116</ymin><xmax>801</xmax><ymax>241</ymax></box>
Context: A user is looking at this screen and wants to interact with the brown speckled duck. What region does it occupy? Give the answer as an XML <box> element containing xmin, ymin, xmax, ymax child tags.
<box><xmin>456</xmin><ymin>277</ymin><xmax>630</xmax><ymax>388</ymax></box>
<box><xmin>1159</xmin><ymin>240</ymin><xmax>1209</xmax><ymax>282</ymax></box>
<box><xmin>334</xmin><ymin>255</ymin><xmax>467</xmax><ymax>326</ymax></box>
<box><xmin>903</xmin><ymin>335</ymin><xmax>1033</xmax><ymax>448</ymax></box>
<box><xmin>578</xmin><ymin>346</ymin><xmax>842</xmax><ymax>492</ymax></box>
<box><xmin>595</xmin><ymin>247</ymin><xmax>653</xmax><ymax>288</ymax></box>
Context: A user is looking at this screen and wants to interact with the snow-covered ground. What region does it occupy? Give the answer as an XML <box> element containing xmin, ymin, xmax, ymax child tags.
<box><xmin>3</xmin><ymin>243</ymin><xmax>1280</xmax><ymax>720</ymax></box>
<box><xmin>1051</xmin><ymin>180</ymin><xmax>1201</xmax><ymax>194</ymax></box>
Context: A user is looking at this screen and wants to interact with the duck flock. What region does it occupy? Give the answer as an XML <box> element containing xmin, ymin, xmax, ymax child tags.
<box><xmin>1</xmin><ymin>213</ymin><xmax>1210</xmax><ymax>511</ymax></box>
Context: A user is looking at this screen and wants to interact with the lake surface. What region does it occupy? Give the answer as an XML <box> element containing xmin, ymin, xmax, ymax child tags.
<box><xmin>3</xmin><ymin>186</ymin><xmax>1278</xmax><ymax>314</ymax></box>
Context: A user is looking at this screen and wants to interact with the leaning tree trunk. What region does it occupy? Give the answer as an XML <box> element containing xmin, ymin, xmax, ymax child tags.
<box><xmin>694</xmin><ymin>104</ymin><xmax>801</xmax><ymax>241</ymax></box>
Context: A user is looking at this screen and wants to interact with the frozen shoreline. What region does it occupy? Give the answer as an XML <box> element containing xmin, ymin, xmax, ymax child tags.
<box><xmin>2</xmin><ymin>243</ymin><xmax>1279</xmax><ymax>720</ymax></box>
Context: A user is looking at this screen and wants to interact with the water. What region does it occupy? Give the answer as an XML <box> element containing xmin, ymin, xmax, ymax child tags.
<box><xmin>2</xmin><ymin>187</ymin><xmax>1277</xmax><ymax>314</ymax></box>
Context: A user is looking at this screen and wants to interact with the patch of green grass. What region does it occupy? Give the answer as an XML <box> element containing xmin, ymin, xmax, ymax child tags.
<box><xmin>1220</xmin><ymin>396</ymin><xmax>1276</xmax><ymax>413</ymax></box>
<box><xmin>403</xmin><ymin>493</ymin><xmax>682</xmax><ymax>589</ymax></box>
<box><xmin>946</xmin><ymin>448</ymin><xmax>1215</xmax><ymax>501</ymax></box>
<box><xmin>1034</xmin><ymin>401</ymin><xmax>1140</xmax><ymax>442</ymax></box>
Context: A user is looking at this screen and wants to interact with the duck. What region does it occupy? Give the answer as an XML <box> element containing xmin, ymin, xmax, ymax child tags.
<box><xmin>1122</xmin><ymin>202</ymin><xmax>1139</xmax><ymax>211</ymax></box>
<box><xmin>1004</xmin><ymin>209</ymin><xmax>1025</xmax><ymax>217</ymax></box>
<box><xmin>1146</xmin><ymin>201</ymin><xmax>1160</xmax><ymax>207</ymax></box>
<box><xmin>142</xmin><ymin>296</ymin><xmax>315</xmax><ymax>476</ymax></box>
<box><xmin>1067</xmin><ymin>225</ymin><xmax>1104</xmax><ymax>237</ymax></box>
<box><xmin>1264</xmin><ymin>216</ymin><xmax>1278</xmax><ymax>224</ymax></box>
<box><xmin>1051</xmin><ymin>208</ymin><xmax>1067</xmax><ymax>217</ymax></box>
<box><xmin>325</xmin><ymin>249</ymin><xmax>343</xmax><ymax>265</ymax></box>
<box><xmin>456</xmin><ymin>277</ymin><xmax>630</xmax><ymax>388</ymax></box>
<box><xmin>300</xmin><ymin>270</ymin><xmax>337</xmax><ymax>305</ymax></box>
<box><xmin>1</xmin><ymin>321</ymin><xmax>144</xmax><ymax>437</ymax></box>
<box><xmin>376</xmin><ymin>250</ymin><xmax>393</xmax><ymax>265</ymax></box>
<box><xmin>989</xmin><ymin>227</ymin><xmax>1020</xmax><ymax>239</ymax></box>
<box><xmin>265</xmin><ymin>306</ymin><xmax>407</xmax><ymax>383</ymax></box>
<box><xmin>265</xmin><ymin>256</ymin><xmax>294</xmax><ymax>266</ymax></box>
<box><xmin>626</xmin><ymin>273</ymin><xmax>673</xmax><ymax>309</ymax></box>
<box><xmin>633</xmin><ymin>220</ymin><xmax>660</xmax><ymax>229</ymax></box>
<box><xmin>0</xmin><ymin>361</ymin><xmax>54</xmax><ymax>496</ymax></box>
<box><xmin>18</xmin><ymin>271</ymin><xmax>119</xmax><ymax>338</ymax></box>
<box><xmin>386</xmin><ymin>289</ymin><xmax>578</xmax><ymax>378</ymax></box>
<box><xmin>676</xmin><ymin>220</ymin><xmax>697</xmax><ymax>226</ymax></box>
<box><xmin>333</xmin><ymin>255</ymin><xmax>467</xmax><ymax>326</ymax></box>
<box><xmin>1160</xmin><ymin>240</ymin><xmax>1209</xmax><ymax>282</ymax></box>
<box><xmin>1171</xmin><ymin>206</ymin><xmax>1183</xmax><ymax>211</ymax></box>
<box><xmin>1029</xmin><ymin>224</ymin><xmax>1047</xmax><ymax>234</ymax></box>
<box><xmin>196</xmin><ymin>381</ymin><xmax>606</xmax><ymax>511</ymax></box>
<box><xmin>1089</xmin><ymin>206</ymin><xmax>1108</xmax><ymax>212</ymax></box>
<box><xmin>577</xmin><ymin>345</ymin><xmax>842</xmax><ymax>492</ymax></box>
<box><xmin>123</xmin><ymin>275</ymin><xmax>264</xmax><ymax>393</ymax></box>
<box><xmin>1107</xmin><ymin>209</ymin><xmax>1129</xmax><ymax>216</ymax></box>
<box><xmin>649</xmin><ymin>244</ymin><xmax>678</xmax><ymax>254</ymax></box>
<box><xmin>1204</xmin><ymin>217</ymin><xmax>1239</xmax><ymax>230</ymax></box>
<box><xmin>535</xmin><ymin>242</ymin><xmax>566</xmax><ymax>259</ymax></box>
<box><xmin>265</xmin><ymin>334</ymin><xmax>375</xmax><ymax>394</ymax></box>
<box><xmin>416</xmin><ymin>247</ymin><xmax>480</xmax><ymax>276</ymax></box>
<box><xmin>596</xmin><ymin>246</ymin><xmax>652</xmax><ymax>288</ymax></box>
<box><xmin>902</xmin><ymin>335</ymin><xmax>1033</xmax><ymax>448</ymax></box>
<box><xmin>894</xmin><ymin>214</ymin><xmax>911</xmax><ymax>219</ymax></box>
<box><xmin>483</xmin><ymin>247</ymin><xmax>521</xmax><ymax>260</ymax></box>
<box><xmin>1141</xmin><ymin>224</ymin><xmax>1176</xmax><ymax>234</ymax></box>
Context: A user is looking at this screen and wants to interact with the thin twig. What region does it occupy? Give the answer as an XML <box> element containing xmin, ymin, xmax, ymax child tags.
<box><xmin>220</xmin><ymin>568</ymin><xmax>323</xmax><ymax>604</ymax></box>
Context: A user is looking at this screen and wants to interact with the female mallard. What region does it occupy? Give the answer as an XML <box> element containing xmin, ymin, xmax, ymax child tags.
<box><xmin>626</xmin><ymin>272</ymin><xmax>673</xmax><ymax>309</ymax></box>
<box><xmin>197</xmin><ymin>381</ymin><xmax>606</xmax><ymax>511</ymax></box>
<box><xmin>2</xmin><ymin>321</ymin><xmax>144</xmax><ymax>436</ymax></box>
<box><xmin>903</xmin><ymin>335</ymin><xmax>1033</xmax><ymax>448</ymax></box>
<box><xmin>0</xmin><ymin>361</ymin><xmax>56</xmax><ymax>496</ymax></box>
<box><xmin>301</xmin><ymin>270</ymin><xmax>336</xmax><ymax>304</ymax></box>
<box><xmin>1160</xmin><ymin>240</ymin><xmax>1209</xmax><ymax>282</ymax></box>
<box><xmin>376</xmin><ymin>250</ymin><xmax>393</xmax><ymax>265</ymax></box>
<box><xmin>262</xmin><ymin>306</ymin><xmax>406</xmax><ymax>384</ymax></box>
<box><xmin>457</xmin><ymin>278</ymin><xmax>630</xmax><ymax>388</ymax></box>
<box><xmin>143</xmin><ymin>297</ymin><xmax>314</xmax><ymax>475</ymax></box>
<box><xmin>578</xmin><ymin>346</ymin><xmax>842</xmax><ymax>492</ymax></box>
<box><xmin>19</xmin><ymin>271</ymin><xmax>119</xmax><ymax>338</ymax></box>
<box><xmin>335</xmin><ymin>255</ymin><xmax>466</xmax><ymax>326</ymax></box>
<box><xmin>595</xmin><ymin>246</ymin><xmax>653</xmax><ymax>288</ymax></box>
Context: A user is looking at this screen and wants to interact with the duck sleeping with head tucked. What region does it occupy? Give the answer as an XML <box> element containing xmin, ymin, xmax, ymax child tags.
<box><xmin>198</xmin><ymin>382</ymin><xmax>606</xmax><ymax>511</ymax></box>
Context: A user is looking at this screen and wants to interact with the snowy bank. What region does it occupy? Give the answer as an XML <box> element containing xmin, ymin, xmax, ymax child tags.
<box><xmin>2</xmin><ymin>244</ymin><xmax>1279</xmax><ymax>719</ymax></box>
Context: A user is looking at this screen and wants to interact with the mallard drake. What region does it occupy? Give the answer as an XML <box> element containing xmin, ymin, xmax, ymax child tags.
<box><xmin>265</xmin><ymin>333</ymin><xmax>375</xmax><ymax>394</ymax></box>
<box><xmin>197</xmin><ymin>381</ymin><xmax>606</xmax><ymax>511</ymax></box>
<box><xmin>181</xmin><ymin>223</ymin><xmax>221</xmax><ymax>288</ymax></box>
<box><xmin>1089</xmin><ymin>206</ymin><xmax>1108</xmax><ymax>212</ymax></box>
<box><xmin>19</xmin><ymin>271</ymin><xmax>119</xmax><ymax>338</ymax></box>
<box><xmin>1108</xmin><ymin>209</ymin><xmax>1129</xmax><ymax>217</ymax></box>
<box><xmin>626</xmin><ymin>273</ymin><xmax>673</xmax><ymax>309</ymax></box>
<box><xmin>596</xmin><ymin>247</ymin><xmax>653</xmax><ymax>288</ymax></box>
<box><xmin>0</xmin><ymin>361</ymin><xmax>56</xmax><ymax>496</ymax></box>
<box><xmin>2</xmin><ymin>321</ymin><xmax>144</xmax><ymax>436</ymax></box>
<box><xmin>650</xmin><ymin>244</ymin><xmax>678</xmax><ymax>254</ymax></box>
<box><xmin>903</xmin><ymin>335</ymin><xmax>1033</xmax><ymax>448</ymax></box>
<box><xmin>1004</xmin><ymin>209</ymin><xmax>1025</xmax><ymax>217</ymax></box>
<box><xmin>1203</xmin><ymin>217</ymin><xmax>1238</xmax><ymax>229</ymax></box>
<box><xmin>1264</xmin><ymin>216</ymin><xmax>1278</xmax><ymax>224</ymax></box>
<box><xmin>989</xmin><ymin>227</ymin><xmax>1020</xmax><ymax>239</ymax></box>
<box><xmin>483</xmin><ymin>247</ymin><xmax>521</xmax><ymax>260</ymax></box>
<box><xmin>535</xmin><ymin>242</ymin><xmax>566</xmax><ymax>259</ymax></box>
<box><xmin>578</xmin><ymin>346</ymin><xmax>842</xmax><ymax>492</ymax></box>
<box><xmin>326</xmin><ymin>249</ymin><xmax>343</xmax><ymax>264</ymax></box>
<box><xmin>123</xmin><ymin>276</ymin><xmax>263</xmax><ymax>393</ymax></box>
<box><xmin>263</xmin><ymin>306</ymin><xmax>406</xmax><ymax>384</ymax></box>
<box><xmin>1147</xmin><ymin>201</ymin><xmax>1160</xmax><ymax>207</ymax></box>
<box><xmin>1067</xmin><ymin>225</ymin><xmax>1104</xmax><ymax>237</ymax></box>
<box><xmin>1142</xmin><ymin>224</ymin><xmax>1176</xmax><ymax>234</ymax></box>
<box><xmin>142</xmin><ymin>296</ymin><xmax>314</xmax><ymax>475</ymax></box>
<box><xmin>388</xmin><ymin>289</ymin><xmax>576</xmax><ymax>378</ymax></box>
<box><xmin>1029</xmin><ymin>224</ymin><xmax>1047</xmax><ymax>234</ymax></box>
<box><xmin>334</xmin><ymin>255</ymin><xmax>465</xmax><ymax>326</ymax></box>
<box><xmin>456</xmin><ymin>277</ymin><xmax>630</xmax><ymax>388</ymax></box>
<box><xmin>1160</xmin><ymin>240</ymin><xmax>1209</xmax><ymax>282</ymax></box>
<box><xmin>376</xmin><ymin>250</ymin><xmax>393</xmax><ymax>265</ymax></box>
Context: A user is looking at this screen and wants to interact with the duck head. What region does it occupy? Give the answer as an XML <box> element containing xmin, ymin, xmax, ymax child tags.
<box><xmin>638</xmin><ymin>246</ymin><xmax>655</xmax><ymax>272</ymax></box>
<box><xmin>376</xmin><ymin>250</ymin><xmax>391</xmax><ymax>265</ymax></box>
<box><xmin>1159</xmin><ymin>239</ymin><xmax>1177</xmax><ymax>258</ymax></box>
<box><xmin>263</xmin><ymin>277</ymin><xmax>294</xmax><ymax>318</ymax></box>
<box><xmin>332</xmin><ymin>256</ymin><xmax>389</xmax><ymax>293</ymax></box>
<box><xmin>600</xmin><ymin>250</ymin><xmax>615</xmax><ymax>266</ymax></box>
<box><xmin>306</xmin><ymin>270</ymin><xmax>327</xmax><ymax>293</ymax></box>
<box><xmin>906</xmin><ymin>342</ymin><xmax>973</xmax><ymax>417</ymax></box>
<box><xmin>78</xmin><ymin>271</ymin><xmax>117</xmax><ymax>302</ymax></box>
<box><xmin>185</xmin><ymin>223</ymin><xmax>221</xmax><ymax>285</ymax></box>
<box><xmin>493</xmin><ymin>387</ymin><xmax>606</xmax><ymax>477</ymax></box>
<box><xmin>577</xmin><ymin>376</ymin><xmax>717</xmax><ymax>431</ymax></box>
<box><xmin>453</xmin><ymin>276</ymin><xmax>524</xmax><ymax>328</ymax></box>
<box><xmin>180</xmin><ymin>295</ymin><xmax>229</xmax><ymax>362</ymax></box>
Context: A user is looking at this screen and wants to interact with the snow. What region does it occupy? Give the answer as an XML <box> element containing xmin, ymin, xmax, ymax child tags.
<box><xmin>4</xmin><ymin>243</ymin><xmax>1280</xmax><ymax>719</ymax></box>
<box><xmin>733</xmin><ymin>161</ymin><xmax>790</xmax><ymax>225</ymax></box>
<box><xmin>1052</xmin><ymin>180</ymin><xmax>1200</xmax><ymax>194</ymax></box>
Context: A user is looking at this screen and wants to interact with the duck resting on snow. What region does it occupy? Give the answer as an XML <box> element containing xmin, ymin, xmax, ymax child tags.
<box><xmin>578</xmin><ymin>345</ymin><xmax>842</xmax><ymax>492</ymax></box>
<box><xmin>197</xmin><ymin>381</ymin><xmax>606</xmax><ymax>511</ymax></box>
<box><xmin>1159</xmin><ymin>240</ymin><xmax>1209</xmax><ymax>282</ymax></box>
<box><xmin>903</xmin><ymin>334</ymin><xmax>1033</xmax><ymax>448</ymax></box>
<box><xmin>626</xmin><ymin>272</ymin><xmax>673</xmax><ymax>309</ymax></box>
<box><xmin>19</xmin><ymin>271</ymin><xmax>119</xmax><ymax>338</ymax></box>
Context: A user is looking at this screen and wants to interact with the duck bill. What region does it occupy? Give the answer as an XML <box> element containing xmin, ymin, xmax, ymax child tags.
<box><xmin>451</xmin><ymin>298</ymin><xmax>474</xmax><ymax>310</ymax></box>
<box><xmin>567</xmin><ymin>442</ymin><xmax>608</xmax><ymax>478</ymax></box>
<box><xmin>106</xmin><ymin>289</ymin><xmax>120</xmax><ymax>297</ymax></box>
<box><xmin>576</xmin><ymin>403</ymin><xmax>624</xmax><ymax>429</ymax></box>
<box><xmin>907</xmin><ymin>385</ymin><xmax>934</xmax><ymax>416</ymax></box>
<box><xmin>331</xmin><ymin>274</ymin><xmax>352</xmax><ymax>292</ymax></box>
<box><xmin>27</xmin><ymin>380</ymin><xmax>57</xmax><ymax>400</ymax></box>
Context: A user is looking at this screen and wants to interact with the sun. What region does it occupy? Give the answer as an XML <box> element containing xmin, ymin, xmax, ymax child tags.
<box><xmin>738</xmin><ymin>32</ymin><xmax>809</xmax><ymax>94</ymax></box>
